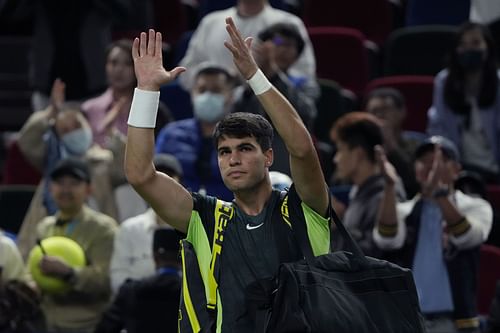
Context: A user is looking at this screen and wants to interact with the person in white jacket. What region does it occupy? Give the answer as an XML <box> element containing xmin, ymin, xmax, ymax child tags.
<box><xmin>179</xmin><ymin>0</ymin><xmax>318</xmax><ymax>99</ymax></box>
<box><xmin>374</xmin><ymin>135</ymin><xmax>492</xmax><ymax>333</ymax></box>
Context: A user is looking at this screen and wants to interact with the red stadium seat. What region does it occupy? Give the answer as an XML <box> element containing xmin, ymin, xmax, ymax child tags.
<box><xmin>308</xmin><ymin>27</ymin><xmax>370</xmax><ymax>97</ymax></box>
<box><xmin>487</xmin><ymin>185</ymin><xmax>500</xmax><ymax>210</ymax></box>
<box><xmin>477</xmin><ymin>244</ymin><xmax>500</xmax><ymax>315</ymax></box>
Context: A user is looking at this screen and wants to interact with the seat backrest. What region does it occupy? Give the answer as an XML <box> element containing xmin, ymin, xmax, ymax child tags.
<box><xmin>172</xmin><ymin>30</ymin><xmax>194</xmax><ymax>67</ymax></box>
<box><xmin>0</xmin><ymin>36</ymin><xmax>33</xmax><ymax>131</ymax></box>
<box><xmin>383</xmin><ymin>25</ymin><xmax>457</xmax><ymax>76</ymax></box>
<box><xmin>153</xmin><ymin>0</ymin><xmax>187</xmax><ymax>45</ymax></box>
<box><xmin>406</xmin><ymin>0</ymin><xmax>470</xmax><ymax>26</ymax></box>
<box><xmin>487</xmin><ymin>185</ymin><xmax>500</xmax><ymax>210</ymax></box>
<box><xmin>0</xmin><ymin>185</ymin><xmax>37</xmax><ymax>235</ymax></box>
<box><xmin>2</xmin><ymin>140</ymin><xmax>42</xmax><ymax>186</ymax></box>
<box><xmin>477</xmin><ymin>244</ymin><xmax>500</xmax><ymax>315</ymax></box>
<box><xmin>365</xmin><ymin>75</ymin><xmax>434</xmax><ymax>132</ymax></box>
<box><xmin>302</xmin><ymin>0</ymin><xmax>393</xmax><ymax>46</ymax></box>
<box><xmin>313</xmin><ymin>78</ymin><xmax>356</xmax><ymax>143</ymax></box>
<box><xmin>308</xmin><ymin>27</ymin><xmax>370</xmax><ymax>97</ymax></box>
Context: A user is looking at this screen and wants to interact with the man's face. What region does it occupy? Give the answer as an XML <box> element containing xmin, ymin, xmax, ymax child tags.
<box><xmin>272</xmin><ymin>34</ymin><xmax>299</xmax><ymax>71</ymax></box>
<box><xmin>217</xmin><ymin>135</ymin><xmax>272</xmax><ymax>192</ymax></box>
<box><xmin>50</xmin><ymin>175</ymin><xmax>90</xmax><ymax>214</ymax></box>
<box><xmin>192</xmin><ymin>73</ymin><xmax>231</xmax><ymax>103</ymax></box>
<box><xmin>333</xmin><ymin>140</ymin><xmax>359</xmax><ymax>181</ymax></box>
<box><xmin>366</xmin><ymin>96</ymin><xmax>404</xmax><ymax>131</ymax></box>
<box><xmin>414</xmin><ymin>150</ymin><xmax>460</xmax><ymax>186</ymax></box>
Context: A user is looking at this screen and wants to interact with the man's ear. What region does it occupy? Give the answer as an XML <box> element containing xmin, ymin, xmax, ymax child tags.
<box><xmin>265</xmin><ymin>148</ymin><xmax>274</xmax><ymax>167</ymax></box>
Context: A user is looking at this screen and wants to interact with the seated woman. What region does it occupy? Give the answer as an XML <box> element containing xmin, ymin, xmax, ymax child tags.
<box><xmin>82</xmin><ymin>39</ymin><xmax>172</xmax><ymax>149</ymax></box>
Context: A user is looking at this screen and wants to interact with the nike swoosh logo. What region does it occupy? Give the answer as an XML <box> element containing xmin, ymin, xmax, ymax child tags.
<box><xmin>246</xmin><ymin>223</ymin><xmax>264</xmax><ymax>230</ymax></box>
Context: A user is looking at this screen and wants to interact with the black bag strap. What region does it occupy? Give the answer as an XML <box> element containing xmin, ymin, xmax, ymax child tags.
<box><xmin>286</xmin><ymin>184</ymin><xmax>367</xmax><ymax>265</ymax></box>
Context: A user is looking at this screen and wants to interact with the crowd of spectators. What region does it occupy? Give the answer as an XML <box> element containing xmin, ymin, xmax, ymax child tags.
<box><xmin>0</xmin><ymin>0</ymin><xmax>500</xmax><ymax>332</ymax></box>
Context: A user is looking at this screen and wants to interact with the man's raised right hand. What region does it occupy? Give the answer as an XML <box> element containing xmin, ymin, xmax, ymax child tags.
<box><xmin>132</xmin><ymin>29</ymin><xmax>185</xmax><ymax>91</ymax></box>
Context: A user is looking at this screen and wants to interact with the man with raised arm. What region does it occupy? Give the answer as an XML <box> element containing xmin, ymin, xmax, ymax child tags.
<box><xmin>124</xmin><ymin>18</ymin><xmax>329</xmax><ymax>333</ymax></box>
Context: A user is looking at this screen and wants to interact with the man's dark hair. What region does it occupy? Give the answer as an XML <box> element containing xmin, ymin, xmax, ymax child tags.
<box><xmin>258</xmin><ymin>22</ymin><xmax>305</xmax><ymax>56</ymax></box>
<box><xmin>196</xmin><ymin>66</ymin><xmax>234</xmax><ymax>87</ymax></box>
<box><xmin>364</xmin><ymin>87</ymin><xmax>405</xmax><ymax>110</ymax></box>
<box><xmin>213</xmin><ymin>112</ymin><xmax>273</xmax><ymax>151</ymax></box>
<box><xmin>330</xmin><ymin>112</ymin><xmax>384</xmax><ymax>163</ymax></box>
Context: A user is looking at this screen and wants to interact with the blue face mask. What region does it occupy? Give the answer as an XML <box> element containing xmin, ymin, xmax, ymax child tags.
<box><xmin>193</xmin><ymin>92</ymin><xmax>226</xmax><ymax>123</ymax></box>
<box><xmin>61</xmin><ymin>127</ymin><xmax>93</xmax><ymax>156</ymax></box>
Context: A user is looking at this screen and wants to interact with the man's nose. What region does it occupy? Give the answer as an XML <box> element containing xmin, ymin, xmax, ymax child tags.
<box><xmin>229</xmin><ymin>153</ymin><xmax>241</xmax><ymax>166</ymax></box>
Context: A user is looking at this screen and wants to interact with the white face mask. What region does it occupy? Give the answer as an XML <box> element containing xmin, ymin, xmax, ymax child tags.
<box><xmin>61</xmin><ymin>127</ymin><xmax>93</xmax><ymax>156</ymax></box>
<box><xmin>192</xmin><ymin>92</ymin><xmax>226</xmax><ymax>123</ymax></box>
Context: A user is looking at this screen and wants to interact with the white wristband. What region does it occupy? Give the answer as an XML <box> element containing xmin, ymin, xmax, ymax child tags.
<box><xmin>127</xmin><ymin>88</ymin><xmax>160</xmax><ymax>128</ymax></box>
<box><xmin>247</xmin><ymin>69</ymin><xmax>272</xmax><ymax>95</ymax></box>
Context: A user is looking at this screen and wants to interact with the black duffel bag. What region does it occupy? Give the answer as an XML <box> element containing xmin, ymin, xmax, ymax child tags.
<box><xmin>250</xmin><ymin>185</ymin><xmax>426</xmax><ymax>333</ymax></box>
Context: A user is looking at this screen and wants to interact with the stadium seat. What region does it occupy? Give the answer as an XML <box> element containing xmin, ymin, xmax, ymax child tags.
<box><xmin>477</xmin><ymin>244</ymin><xmax>500</xmax><ymax>315</ymax></box>
<box><xmin>308</xmin><ymin>27</ymin><xmax>370</xmax><ymax>97</ymax></box>
<box><xmin>0</xmin><ymin>185</ymin><xmax>36</xmax><ymax>235</ymax></box>
<box><xmin>383</xmin><ymin>25</ymin><xmax>457</xmax><ymax>76</ymax></box>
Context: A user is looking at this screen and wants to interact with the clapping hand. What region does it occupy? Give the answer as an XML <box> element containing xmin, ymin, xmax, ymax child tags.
<box><xmin>421</xmin><ymin>145</ymin><xmax>445</xmax><ymax>198</ymax></box>
<box><xmin>49</xmin><ymin>78</ymin><xmax>65</xmax><ymax>116</ymax></box>
<box><xmin>252</xmin><ymin>39</ymin><xmax>279</xmax><ymax>78</ymax></box>
<box><xmin>375</xmin><ymin>145</ymin><xmax>398</xmax><ymax>186</ymax></box>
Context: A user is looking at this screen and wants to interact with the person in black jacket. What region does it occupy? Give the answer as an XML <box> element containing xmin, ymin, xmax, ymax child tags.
<box><xmin>94</xmin><ymin>228</ymin><xmax>181</xmax><ymax>333</ymax></box>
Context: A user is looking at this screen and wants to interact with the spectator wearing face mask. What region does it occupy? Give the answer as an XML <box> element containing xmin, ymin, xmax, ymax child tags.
<box><xmin>155</xmin><ymin>64</ymin><xmax>234</xmax><ymax>200</ymax></box>
<box><xmin>427</xmin><ymin>22</ymin><xmax>500</xmax><ymax>184</ymax></box>
<box><xmin>15</xmin><ymin>79</ymin><xmax>119</xmax><ymax>259</ymax></box>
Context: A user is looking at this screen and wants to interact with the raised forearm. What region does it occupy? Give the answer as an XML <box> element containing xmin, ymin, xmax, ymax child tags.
<box><xmin>435</xmin><ymin>196</ymin><xmax>470</xmax><ymax>237</ymax></box>
<box><xmin>256</xmin><ymin>87</ymin><xmax>313</xmax><ymax>158</ymax></box>
<box><xmin>125</xmin><ymin>126</ymin><xmax>156</xmax><ymax>186</ymax></box>
<box><xmin>376</xmin><ymin>184</ymin><xmax>399</xmax><ymax>237</ymax></box>
<box><xmin>124</xmin><ymin>88</ymin><xmax>160</xmax><ymax>186</ymax></box>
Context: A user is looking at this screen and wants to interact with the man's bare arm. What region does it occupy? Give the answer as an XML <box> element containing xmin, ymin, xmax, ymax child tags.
<box><xmin>224</xmin><ymin>17</ymin><xmax>328</xmax><ymax>215</ymax></box>
<box><xmin>125</xmin><ymin>29</ymin><xmax>192</xmax><ymax>233</ymax></box>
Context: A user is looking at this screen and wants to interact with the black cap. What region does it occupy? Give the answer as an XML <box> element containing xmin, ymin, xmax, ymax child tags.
<box><xmin>50</xmin><ymin>157</ymin><xmax>91</xmax><ymax>183</ymax></box>
<box><xmin>154</xmin><ymin>154</ymin><xmax>183</xmax><ymax>178</ymax></box>
<box><xmin>153</xmin><ymin>227</ymin><xmax>180</xmax><ymax>254</ymax></box>
<box><xmin>415</xmin><ymin>135</ymin><xmax>460</xmax><ymax>161</ymax></box>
